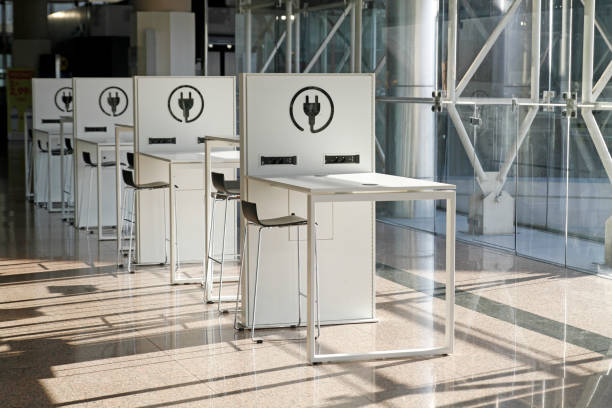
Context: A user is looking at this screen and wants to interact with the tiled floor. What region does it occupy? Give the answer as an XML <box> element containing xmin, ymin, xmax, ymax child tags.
<box><xmin>2</xmin><ymin>142</ymin><xmax>612</xmax><ymax>407</ymax></box>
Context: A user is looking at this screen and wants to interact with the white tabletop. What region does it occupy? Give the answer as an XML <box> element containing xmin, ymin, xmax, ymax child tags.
<box><xmin>203</xmin><ymin>135</ymin><xmax>240</xmax><ymax>144</ymax></box>
<box><xmin>141</xmin><ymin>150</ymin><xmax>240</xmax><ymax>164</ymax></box>
<box><xmin>210</xmin><ymin>150</ymin><xmax>240</xmax><ymax>163</ymax></box>
<box><xmin>77</xmin><ymin>134</ymin><xmax>133</xmax><ymax>146</ymax></box>
<box><xmin>250</xmin><ymin>173</ymin><xmax>456</xmax><ymax>194</ymax></box>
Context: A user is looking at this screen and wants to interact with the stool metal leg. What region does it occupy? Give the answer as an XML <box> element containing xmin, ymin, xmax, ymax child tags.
<box><xmin>296</xmin><ymin>225</ymin><xmax>301</xmax><ymax>327</ymax></box>
<box><xmin>204</xmin><ymin>197</ymin><xmax>218</xmax><ymax>290</ymax></box>
<box><xmin>127</xmin><ymin>188</ymin><xmax>136</xmax><ymax>273</ymax></box>
<box><xmin>173</xmin><ymin>189</ymin><xmax>180</xmax><ymax>272</ymax></box>
<box><xmin>314</xmin><ymin>225</ymin><xmax>321</xmax><ymax>339</ymax></box>
<box><xmin>251</xmin><ymin>227</ymin><xmax>263</xmax><ymax>343</ymax></box>
<box><xmin>234</xmin><ymin>225</ymin><xmax>248</xmax><ymax>330</ymax></box>
<box><xmin>163</xmin><ymin>190</ymin><xmax>168</xmax><ymax>265</ymax></box>
<box><xmin>85</xmin><ymin>167</ymin><xmax>94</xmax><ymax>233</ymax></box>
<box><xmin>218</xmin><ymin>197</ymin><xmax>229</xmax><ymax>312</ymax></box>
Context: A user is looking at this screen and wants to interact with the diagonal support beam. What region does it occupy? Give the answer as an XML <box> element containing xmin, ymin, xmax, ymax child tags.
<box><xmin>259</xmin><ymin>30</ymin><xmax>286</xmax><ymax>73</ymax></box>
<box><xmin>304</xmin><ymin>2</ymin><xmax>353</xmax><ymax>73</ymax></box>
<box><xmin>582</xmin><ymin>0</ymin><xmax>612</xmax><ymax>184</ymax></box>
<box><xmin>593</xmin><ymin>59</ymin><xmax>612</xmax><ymax>100</ymax></box>
<box><xmin>494</xmin><ymin>0</ymin><xmax>541</xmax><ymax>196</ymax></box>
<box><xmin>456</xmin><ymin>0</ymin><xmax>521</xmax><ymax>97</ymax></box>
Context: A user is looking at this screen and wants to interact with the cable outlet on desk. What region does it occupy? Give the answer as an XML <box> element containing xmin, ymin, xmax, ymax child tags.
<box><xmin>261</xmin><ymin>156</ymin><xmax>297</xmax><ymax>165</ymax></box>
<box><xmin>325</xmin><ymin>154</ymin><xmax>360</xmax><ymax>164</ymax></box>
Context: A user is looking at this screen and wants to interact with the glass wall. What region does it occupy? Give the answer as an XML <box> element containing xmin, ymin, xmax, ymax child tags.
<box><xmin>235</xmin><ymin>0</ymin><xmax>612</xmax><ymax>277</ymax></box>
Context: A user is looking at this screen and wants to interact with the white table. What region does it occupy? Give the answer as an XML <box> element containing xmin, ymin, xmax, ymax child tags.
<box><xmin>249</xmin><ymin>172</ymin><xmax>456</xmax><ymax>364</ymax></box>
<box><xmin>201</xmin><ymin>135</ymin><xmax>240</xmax><ymax>303</ymax></box>
<box><xmin>77</xmin><ymin>134</ymin><xmax>133</xmax><ymax>240</ymax></box>
<box><xmin>114</xmin><ymin>125</ymin><xmax>134</xmax><ymax>260</ymax></box>
<box><xmin>139</xmin><ymin>151</ymin><xmax>240</xmax><ymax>285</ymax></box>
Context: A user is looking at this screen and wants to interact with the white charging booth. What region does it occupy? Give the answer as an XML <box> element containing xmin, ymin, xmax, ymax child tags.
<box><xmin>239</xmin><ymin>73</ymin><xmax>456</xmax><ymax>364</ymax></box>
<box><xmin>72</xmin><ymin>78</ymin><xmax>133</xmax><ymax>230</ymax></box>
<box><xmin>239</xmin><ymin>74</ymin><xmax>377</xmax><ymax>328</ymax></box>
<box><xmin>133</xmin><ymin>76</ymin><xmax>237</xmax><ymax>283</ymax></box>
<box><xmin>31</xmin><ymin>78</ymin><xmax>73</xmax><ymax>208</ymax></box>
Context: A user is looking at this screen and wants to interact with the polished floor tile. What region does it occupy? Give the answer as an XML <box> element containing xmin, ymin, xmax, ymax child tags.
<box><xmin>2</xmin><ymin>142</ymin><xmax>612</xmax><ymax>407</ymax></box>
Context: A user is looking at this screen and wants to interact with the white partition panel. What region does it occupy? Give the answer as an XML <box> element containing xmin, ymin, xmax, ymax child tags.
<box><xmin>32</xmin><ymin>79</ymin><xmax>73</xmax><ymax>205</ymax></box>
<box><xmin>134</xmin><ymin>76</ymin><xmax>236</xmax><ymax>264</ymax></box>
<box><xmin>240</xmin><ymin>73</ymin><xmax>376</xmax><ymax>328</ymax></box>
<box><xmin>73</xmin><ymin>78</ymin><xmax>133</xmax><ymax>228</ymax></box>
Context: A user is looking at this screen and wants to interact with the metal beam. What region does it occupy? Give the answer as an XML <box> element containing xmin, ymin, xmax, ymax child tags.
<box><xmin>303</xmin><ymin>2</ymin><xmax>353</xmax><ymax>73</ymax></box>
<box><xmin>245</xmin><ymin>0</ymin><xmax>252</xmax><ymax>73</ymax></box>
<box><xmin>495</xmin><ymin>0</ymin><xmax>542</xmax><ymax>195</ymax></box>
<box><xmin>593</xmin><ymin>59</ymin><xmax>612</xmax><ymax>100</ymax></box>
<box><xmin>295</xmin><ymin>2</ymin><xmax>300</xmax><ymax>73</ymax></box>
<box><xmin>286</xmin><ymin>0</ymin><xmax>292</xmax><ymax>73</ymax></box>
<box><xmin>456</xmin><ymin>0</ymin><xmax>521</xmax><ymax>97</ymax></box>
<box><xmin>460</xmin><ymin>0</ymin><xmax>489</xmax><ymax>41</ymax></box>
<box><xmin>446</xmin><ymin>0</ymin><xmax>487</xmax><ymax>185</ymax></box>
<box><xmin>260</xmin><ymin>30</ymin><xmax>287</xmax><ymax>73</ymax></box>
<box><xmin>354</xmin><ymin>0</ymin><xmax>362</xmax><ymax>73</ymax></box>
<box><xmin>581</xmin><ymin>0</ymin><xmax>612</xmax><ymax>184</ymax></box>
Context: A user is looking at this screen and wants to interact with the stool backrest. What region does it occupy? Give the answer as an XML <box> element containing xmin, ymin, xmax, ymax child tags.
<box><xmin>82</xmin><ymin>151</ymin><xmax>94</xmax><ymax>166</ymax></box>
<box><xmin>122</xmin><ymin>169</ymin><xmax>137</xmax><ymax>188</ymax></box>
<box><xmin>211</xmin><ymin>172</ymin><xmax>226</xmax><ymax>193</ymax></box>
<box><xmin>65</xmin><ymin>137</ymin><xmax>72</xmax><ymax>151</ymax></box>
<box><xmin>37</xmin><ymin>140</ymin><xmax>47</xmax><ymax>153</ymax></box>
<box><xmin>241</xmin><ymin>201</ymin><xmax>262</xmax><ymax>226</ymax></box>
<box><xmin>127</xmin><ymin>152</ymin><xmax>134</xmax><ymax>168</ymax></box>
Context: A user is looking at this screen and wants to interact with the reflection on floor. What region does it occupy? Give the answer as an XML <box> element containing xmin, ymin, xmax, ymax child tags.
<box><xmin>381</xmin><ymin>211</ymin><xmax>610</xmax><ymax>276</ymax></box>
<box><xmin>2</xmin><ymin>142</ymin><xmax>612</xmax><ymax>407</ymax></box>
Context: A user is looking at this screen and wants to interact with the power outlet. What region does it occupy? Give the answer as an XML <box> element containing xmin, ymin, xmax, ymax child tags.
<box><xmin>149</xmin><ymin>137</ymin><xmax>176</xmax><ymax>144</ymax></box>
<box><xmin>325</xmin><ymin>154</ymin><xmax>360</xmax><ymax>164</ymax></box>
<box><xmin>84</xmin><ymin>126</ymin><xmax>107</xmax><ymax>132</ymax></box>
<box><xmin>261</xmin><ymin>156</ymin><xmax>297</xmax><ymax>165</ymax></box>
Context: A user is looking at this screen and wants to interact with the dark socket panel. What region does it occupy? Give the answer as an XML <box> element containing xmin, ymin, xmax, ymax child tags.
<box><xmin>149</xmin><ymin>137</ymin><xmax>176</xmax><ymax>144</ymax></box>
<box><xmin>261</xmin><ymin>156</ymin><xmax>297</xmax><ymax>165</ymax></box>
<box><xmin>42</xmin><ymin>119</ymin><xmax>61</xmax><ymax>124</ymax></box>
<box><xmin>84</xmin><ymin>126</ymin><xmax>107</xmax><ymax>132</ymax></box>
<box><xmin>325</xmin><ymin>154</ymin><xmax>360</xmax><ymax>164</ymax></box>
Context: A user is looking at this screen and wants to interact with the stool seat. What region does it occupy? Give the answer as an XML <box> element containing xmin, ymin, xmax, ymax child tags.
<box><xmin>135</xmin><ymin>181</ymin><xmax>170</xmax><ymax>189</ymax></box>
<box><xmin>259</xmin><ymin>215</ymin><xmax>307</xmax><ymax>227</ymax></box>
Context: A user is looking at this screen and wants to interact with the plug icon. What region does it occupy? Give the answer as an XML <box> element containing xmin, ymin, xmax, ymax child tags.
<box><xmin>178</xmin><ymin>92</ymin><xmax>194</xmax><ymax>122</ymax></box>
<box><xmin>62</xmin><ymin>92</ymin><xmax>72</xmax><ymax>111</ymax></box>
<box><xmin>107</xmin><ymin>92</ymin><xmax>121</xmax><ymax>116</ymax></box>
<box><xmin>303</xmin><ymin>95</ymin><xmax>320</xmax><ymax>133</ymax></box>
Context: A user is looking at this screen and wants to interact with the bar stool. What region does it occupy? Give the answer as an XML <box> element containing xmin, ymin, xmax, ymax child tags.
<box><xmin>204</xmin><ymin>172</ymin><xmax>240</xmax><ymax>312</ymax></box>
<box><xmin>81</xmin><ymin>151</ymin><xmax>121</xmax><ymax>234</ymax></box>
<box><xmin>118</xmin><ymin>169</ymin><xmax>174</xmax><ymax>273</ymax></box>
<box><xmin>126</xmin><ymin>152</ymin><xmax>134</xmax><ymax>169</ymax></box>
<box><xmin>36</xmin><ymin>140</ymin><xmax>61</xmax><ymax>208</ymax></box>
<box><xmin>234</xmin><ymin>201</ymin><xmax>321</xmax><ymax>344</ymax></box>
<box><xmin>61</xmin><ymin>138</ymin><xmax>74</xmax><ymax>222</ymax></box>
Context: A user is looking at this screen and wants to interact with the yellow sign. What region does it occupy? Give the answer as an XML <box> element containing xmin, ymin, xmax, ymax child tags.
<box><xmin>6</xmin><ymin>68</ymin><xmax>34</xmax><ymax>140</ymax></box>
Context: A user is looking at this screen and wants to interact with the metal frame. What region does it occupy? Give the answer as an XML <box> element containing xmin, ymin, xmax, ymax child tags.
<box><xmin>305</xmin><ymin>189</ymin><xmax>455</xmax><ymax>364</ymax></box>
<box><xmin>248</xmin><ymin>175</ymin><xmax>456</xmax><ymax>364</ymax></box>
<box><xmin>115</xmin><ymin>124</ymin><xmax>134</xmax><ymax>258</ymax></box>
<box><xmin>202</xmin><ymin>136</ymin><xmax>241</xmax><ymax>303</ymax></box>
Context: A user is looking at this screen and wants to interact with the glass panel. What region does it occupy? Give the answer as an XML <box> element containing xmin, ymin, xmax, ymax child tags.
<box><xmin>516</xmin><ymin>109</ymin><xmax>568</xmax><ymax>265</ymax></box>
<box><xmin>566</xmin><ymin>113</ymin><xmax>612</xmax><ymax>275</ymax></box>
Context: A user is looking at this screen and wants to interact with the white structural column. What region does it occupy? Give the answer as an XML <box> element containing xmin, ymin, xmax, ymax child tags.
<box><xmin>494</xmin><ymin>0</ymin><xmax>541</xmax><ymax>196</ymax></box>
<box><xmin>446</xmin><ymin>0</ymin><xmax>487</xmax><ymax>188</ymax></box>
<box><xmin>580</xmin><ymin>0</ymin><xmax>612</xmax><ymax>266</ymax></box>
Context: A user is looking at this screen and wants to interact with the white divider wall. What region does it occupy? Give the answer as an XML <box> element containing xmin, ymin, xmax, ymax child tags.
<box><xmin>73</xmin><ymin>78</ymin><xmax>133</xmax><ymax>228</ymax></box>
<box><xmin>32</xmin><ymin>79</ymin><xmax>73</xmax><ymax>204</ymax></box>
<box><xmin>134</xmin><ymin>76</ymin><xmax>236</xmax><ymax>264</ymax></box>
<box><xmin>240</xmin><ymin>73</ymin><xmax>376</xmax><ymax>328</ymax></box>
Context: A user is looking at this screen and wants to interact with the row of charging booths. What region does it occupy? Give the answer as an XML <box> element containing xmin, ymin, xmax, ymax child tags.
<box><xmin>29</xmin><ymin>74</ymin><xmax>456</xmax><ymax>364</ymax></box>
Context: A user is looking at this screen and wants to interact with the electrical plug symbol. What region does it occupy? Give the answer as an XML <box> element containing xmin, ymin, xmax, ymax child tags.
<box><xmin>62</xmin><ymin>92</ymin><xmax>73</xmax><ymax>112</ymax></box>
<box><xmin>178</xmin><ymin>92</ymin><xmax>194</xmax><ymax>122</ymax></box>
<box><xmin>107</xmin><ymin>92</ymin><xmax>121</xmax><ymax>116</ymax></box>
<box><xmin>303</xmin><ymin>95</ymin><xmax>320</xmax><ymax>133</ymax></box>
